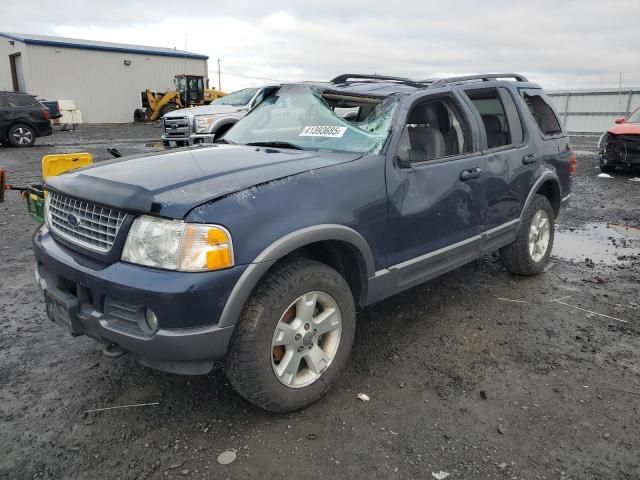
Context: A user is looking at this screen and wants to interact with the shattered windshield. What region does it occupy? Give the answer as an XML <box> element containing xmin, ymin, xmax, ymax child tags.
<box><xmin>224</xmin><ymin>84</ymin><xmax>398</xmax><ymax>154</ymax></box>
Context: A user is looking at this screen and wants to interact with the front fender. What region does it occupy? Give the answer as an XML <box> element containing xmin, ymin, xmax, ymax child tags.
<box><xmin>217</xmin><ymin>224</ymin><xmax>375</xmax><ymax>328</ymax></box>
<box><xmin>184</xmin><ymin>154</ymin><xmax>388</xmax><ymax>327</ymax></box>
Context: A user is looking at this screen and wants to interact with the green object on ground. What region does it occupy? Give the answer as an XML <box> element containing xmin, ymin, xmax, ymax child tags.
<box><xmin>23</xmin><ymin>187</ymin><xmax>45</xmax><ymax>224</ymax></box>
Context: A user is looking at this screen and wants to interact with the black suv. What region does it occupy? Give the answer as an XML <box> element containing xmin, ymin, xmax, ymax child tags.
<box><xmin>33</xmin><ymin>73</ymin><xmax>573</xmax><ymax>412</ymax></box>
<box><xmin>0</xmin><ymin>91</ymin><xmax>52</xmax><ymax>147</ymax></box>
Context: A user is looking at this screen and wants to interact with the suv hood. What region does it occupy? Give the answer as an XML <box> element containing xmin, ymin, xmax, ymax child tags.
<box><xmin>607</xmin><ymin>122</ymin><xmax>640</xmax><ymax>135</ymax></box>
<box><xmin>45</xmin><ymin>145</ymin><xmax>361</xmax><ymax>218</ymax></box>
<box><xmin>164</xmin><ymin>104</ymin><xmax>247</xmax><ymax>118</ymax></box>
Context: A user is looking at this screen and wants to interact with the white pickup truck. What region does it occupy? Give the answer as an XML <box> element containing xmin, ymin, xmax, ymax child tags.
<box><xmin>161</xmin><ymin>85</ymin><xmax>280</xmax><ymax>148</ymax></box>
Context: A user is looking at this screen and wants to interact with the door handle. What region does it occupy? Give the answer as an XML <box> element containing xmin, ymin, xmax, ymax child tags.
<box><xmin>460</xmin><ymin>168</ymin><xmax>483</xmax><ymax>181</ymax></box>
<box><xmin>522</xmin><ymin>154</ymin><xmax>539</xmax><ymax>165</ymax></box>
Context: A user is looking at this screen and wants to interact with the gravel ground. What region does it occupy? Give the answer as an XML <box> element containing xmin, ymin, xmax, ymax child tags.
<box><xmin>1</xmin><ymin>126</ymin><xmax>639</xmax><ymax>480</ymax></box>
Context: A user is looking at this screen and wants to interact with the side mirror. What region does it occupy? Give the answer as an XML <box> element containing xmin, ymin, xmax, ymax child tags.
<box><xmin>614</xmin><ymin>117</ymin><xmax>625</xmax><ymax>124</ymax></box>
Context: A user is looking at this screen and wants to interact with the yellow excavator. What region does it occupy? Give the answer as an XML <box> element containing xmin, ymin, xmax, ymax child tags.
<box><xmin>134</xmin><ymin>74</ymin><xmax>226</xmax><ymax>122</ymax></box>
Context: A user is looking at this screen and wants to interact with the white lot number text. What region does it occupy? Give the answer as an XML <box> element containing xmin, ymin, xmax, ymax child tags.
<box><xmin>299</xmin><ymin>126</ymin><xmax>347</xmax><ymax>138</ymax></box>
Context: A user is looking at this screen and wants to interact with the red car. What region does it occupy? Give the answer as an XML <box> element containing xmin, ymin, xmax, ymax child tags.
<box><xmin>597</xmin><ymin>106</ymin><xmax>640</xmax><ymax>172</ymax></box>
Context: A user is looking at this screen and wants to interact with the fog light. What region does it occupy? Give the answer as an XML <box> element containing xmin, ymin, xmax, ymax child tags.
<box><xmin>145</xmin><ymin>308</ymin><xmax>159</xmax><ymax>333</ymax></box>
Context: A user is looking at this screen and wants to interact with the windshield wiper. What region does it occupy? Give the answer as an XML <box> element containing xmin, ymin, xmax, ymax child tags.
<box><xmin>245</xmin><ymin>141</ymin><xmax>304</xmax><ymax>150</ymax></box>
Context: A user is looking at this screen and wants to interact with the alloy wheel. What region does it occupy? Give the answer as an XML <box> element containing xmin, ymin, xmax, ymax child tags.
<box><xmin>271</xmin><ymin>291</ymin><xmax>342</xmax><ymax>388</ymax></box>
<box><xmin>528</xmin><ymin>210</ymin><xmax>551</xmax><ymax>262</ymax></box>
<box><xmin>12</xmin><ymin>127</ymin><xmax>34</xmax><ymax>145</ymax></box>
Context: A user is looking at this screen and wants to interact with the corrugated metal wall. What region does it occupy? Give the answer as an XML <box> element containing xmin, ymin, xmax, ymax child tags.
<box><xmin>18</xmin><ymin>43</ymin><xmax>207</xmax><ymax>123</ymax></box>
<box><xmin>548</xmin><ymin>89</ymin><xmax>640</xmax><ymax>134</ymax></box>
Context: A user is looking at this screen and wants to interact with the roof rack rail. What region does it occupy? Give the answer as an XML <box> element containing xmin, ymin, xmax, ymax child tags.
<box><xmin>427</xmin><ymin>73</ymin><xmax>528</xmax><ymax>89</ymax></box>
<box><xmin>330</xmin><ymin>73</ymin><xmax>415</xmax><ymax>84</ymax></box>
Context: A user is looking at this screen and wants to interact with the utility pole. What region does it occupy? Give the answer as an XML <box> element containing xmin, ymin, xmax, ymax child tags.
<box><xmin>184</xmin><ymin>33</ymin><xmax>188</xmax><ymax>74</ymax></box>
<box><xmin>618</xmin><ymin>71</ymin><xmax>622</xmax><ymax>118</ymax></box>
<box><xmin>217</xmin><ymin>59</ymin><xmax>222</xmax><ymax>91</ymax></box>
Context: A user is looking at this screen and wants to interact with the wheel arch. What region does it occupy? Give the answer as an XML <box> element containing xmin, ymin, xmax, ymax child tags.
<box><xmin>210</xmin><ymin>117</ymin><xmax>239</xmax><ymax>135</ymax></box>
<box><xmin>9</xmin><ymin>119</ymin><xmax>38</xmax><ymax>132</ymax></box>
<box><xmin>217</xmin><ymin>225</ymin><xmax>375</xmax><ymax>328</ymax></box>
<box><xmin>522</xmin><ymin>171</ymin><xmax>561</xmax><ymax>220</ymax></box>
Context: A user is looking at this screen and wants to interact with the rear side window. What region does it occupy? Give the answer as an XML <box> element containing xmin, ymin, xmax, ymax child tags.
<box><xmin>521</xmin><ymin>91</ymin><xmax>562</xmax><ymax>136</ymax></box>
<box><xmin>7</xmin><ymin>94</ymin><xmax>40</xmax><ymax>108</ymax></box>
<box><xmin>464</xmin><ymin>87</ymin><xmax>523</xmax><ymax>149</ymax></box>
<box><xmin>0</xmin><ymin>96</ymin><xmax>8</xmax><ymax>108</ymax></box>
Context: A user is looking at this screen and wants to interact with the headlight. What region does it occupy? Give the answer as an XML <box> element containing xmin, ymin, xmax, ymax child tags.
<box><xmin>122</xmin><ymin>216</ymin><xmax>234</xmax><ymax>272</ymax></box>
<box><xmin>195</xmin><ymin>115</ymin><xmax>215</xmax><ymax>133</ymax></box>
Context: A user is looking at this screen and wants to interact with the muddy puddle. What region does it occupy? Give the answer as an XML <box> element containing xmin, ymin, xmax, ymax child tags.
<box><xmin>553</xmin><ymin>223</ymin><xmax>640</xmax><ymax>265</ymax></box>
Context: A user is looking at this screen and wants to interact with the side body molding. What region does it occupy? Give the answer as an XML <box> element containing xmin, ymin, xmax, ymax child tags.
<box><xmin>217</xmin><ymin>224</ymin><xmax>376</xmax><ymax>328</ymax></box>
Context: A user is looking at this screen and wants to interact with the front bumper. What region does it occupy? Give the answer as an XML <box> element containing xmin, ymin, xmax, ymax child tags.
<box><xmin>599</xmin><ymin>152</ymin><xmax>640</xmax><ymax>167</ymax></box>
<box><xmin>599</xmin><ymin>134</ymin><xmax>640</xmax><ymax>167</ymax></box>
<box><xmin>33</xmin><ymin>225</ymin><xmax>246</xmax><ymax>374</ymax></box>
<box><xmin>161</xmin><ymin>133</ymin><xmax>216</xmax><ymax>147</ymax></box>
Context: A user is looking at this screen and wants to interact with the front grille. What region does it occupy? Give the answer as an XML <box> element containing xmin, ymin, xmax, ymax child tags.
<box><xmin>48</xmin><ymin>192</ymin><xmax>126</xmax><ymax>253</ymax></box>
<box><xmin>163</xmin><ymin>116</ymin><xmax>190</xmax><ymax>138</ymax></box>
<box><xmin>605</xmin><ymin>133</ymin><xmax>640</xmax><ymax>164</ymax></box>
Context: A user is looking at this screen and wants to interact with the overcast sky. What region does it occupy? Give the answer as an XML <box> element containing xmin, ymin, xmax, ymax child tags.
<box><xmin>3</xmin><ymin>0</ymin><xmax>640</xmax><ymax>92</ymax></box>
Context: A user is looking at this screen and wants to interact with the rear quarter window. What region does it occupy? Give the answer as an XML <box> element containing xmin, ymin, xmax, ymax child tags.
<box><xmin>7</xmin><ymin>94</ymin><xmax>40</xmax><ymax>108</ymax></box>
<box><xmin>520</xmin><ymin>90</ymin><xmax>563</xmax><ymax>136</ymax></box>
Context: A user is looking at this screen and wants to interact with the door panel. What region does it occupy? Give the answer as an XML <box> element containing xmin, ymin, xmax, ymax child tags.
<box><xmin>0</xmin><ymin>97</ymin><xmax>11</xmax><ymax>138</ymax></box>
<box><xmin>385</xmin><ymin>92</ymin><xmax>487</xmax><ymax>267</ymax></box>
<box><xmin>484</xmin><ymin>147</ymin><xmax>533</xmax><ymax>227</ymax></box>
<box><xmin>386</xmin><ymin>154</ymin><xmax>488</xmax><ymax>266</ymax></box>
<box><xmin>462</xmin><ymin>86</ymin><xmax>535</xmax><ymax>230</ymax></box>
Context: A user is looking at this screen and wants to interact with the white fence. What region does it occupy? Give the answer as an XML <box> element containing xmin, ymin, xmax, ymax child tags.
<box><xmin>547</xmin><ymin>89</ymin><xmax>640</xmax><ymax>134</ymax></box>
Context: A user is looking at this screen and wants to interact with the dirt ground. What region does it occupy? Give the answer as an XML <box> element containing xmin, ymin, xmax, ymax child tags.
<box><xmin>1</xmin><ymin>125</ymin><xmax>639</xmax><ymax>480</ymax></box>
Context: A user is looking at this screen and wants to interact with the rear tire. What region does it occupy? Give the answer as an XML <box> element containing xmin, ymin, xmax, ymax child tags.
<box><xmin>8</xmin><ymin>124</ymin><xmax>36</xmax><ymax>147</ymax></box>
<box><xmin>500</xmin><ymin>195</ymin><xmax>554</xmax><ymax>276</ymax></box>
<box><xmin>225</xmin><ymin>259</ymin><xmax>356</xmax><ymax>413</ymax></box>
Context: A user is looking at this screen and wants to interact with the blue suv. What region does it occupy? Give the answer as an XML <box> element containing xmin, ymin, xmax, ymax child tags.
<box><xmin>33</xmin><ymin>73</ymin><xmax>573</xmax><ymax>412</ymax></box>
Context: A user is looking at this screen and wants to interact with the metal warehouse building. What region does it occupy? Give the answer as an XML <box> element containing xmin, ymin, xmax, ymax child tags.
<box><xmin>0</xmin><ymin>33</ymin><xmax>208</xmax><ymax>123</ymax></box>
<box><xmin>548</xmin><ymin>88</ymin><xmax>640</xmax><ymax>134</ymax></box>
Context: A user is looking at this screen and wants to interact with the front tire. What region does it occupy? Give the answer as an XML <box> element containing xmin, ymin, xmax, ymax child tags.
<box><xmin>225</xmin><ymin>259</ymin><xmax>356</xmax><ymax>413</ymax></box>
<box><xmin>500</xmin><ymin>194</ymin><xmax>555</xmax><ymax>276</ymax></box>
<box><xmin>8</xmin><ymin>124</ymin><xmax>36</xmax><ymax>147</ymax></box>
<box><xmin>599</xmin><ymin>161</ymin><xmax>616</xmax><ymax>173</ymax></box>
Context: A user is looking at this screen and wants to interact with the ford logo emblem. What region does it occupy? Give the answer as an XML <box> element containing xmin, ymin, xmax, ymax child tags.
<box><xmin>67</xmin><ymin>213</ymin><xmax>81</xmax><ymax>227</ymax></box>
